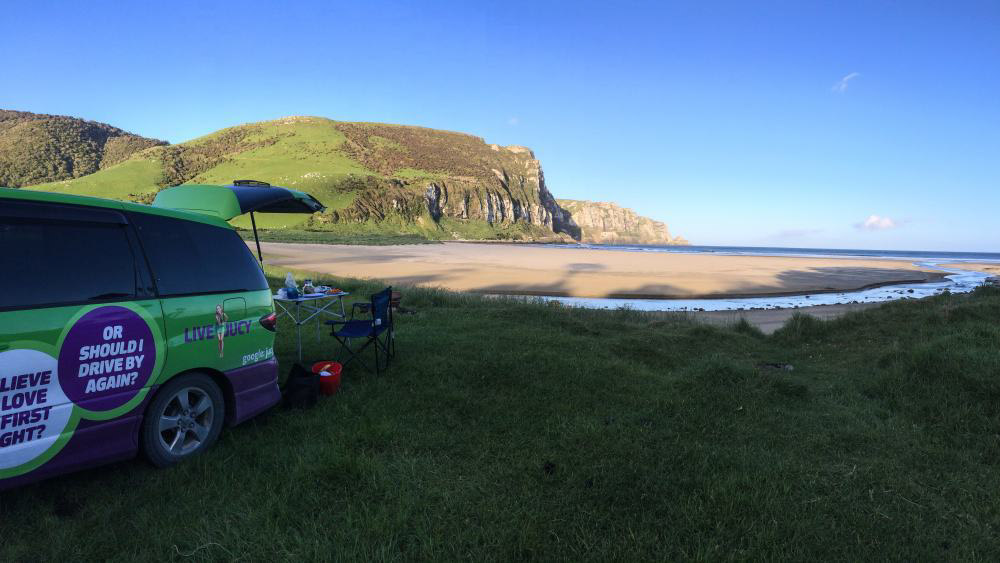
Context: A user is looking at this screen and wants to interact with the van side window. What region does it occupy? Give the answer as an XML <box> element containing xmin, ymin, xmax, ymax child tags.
<box><xmin>0</xmin><ymin>218</ymin><xmax>137</xmax><ymax>310</ymax></box>
<box><xmin>129</xmin><ymin>212</ymin><xmax>268</xmax><ymax>296</ymax></box>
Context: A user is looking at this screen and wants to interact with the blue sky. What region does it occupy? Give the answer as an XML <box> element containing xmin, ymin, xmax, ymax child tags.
<box><xmin>2</xmin><ymin>1</ymin><xmax>998</xmax><ymax>250</ymax></box>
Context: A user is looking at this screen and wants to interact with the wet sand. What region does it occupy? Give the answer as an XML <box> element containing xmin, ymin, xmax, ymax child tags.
<box><xmin>261</xmin><ymin>242</ymin><xmax>944</xmax><ymax>299</ymax></box>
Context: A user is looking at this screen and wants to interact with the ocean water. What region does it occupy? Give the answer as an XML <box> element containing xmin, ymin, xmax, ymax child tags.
<box><xmin>546</xmin><ymin>243</ymin><xmax>1000</xmax><ymax>262</ymax></box>
<box><xmin>533</xmin><ymin>243</ymin><xmax>1000</xmax><ymax>312</ymax></box>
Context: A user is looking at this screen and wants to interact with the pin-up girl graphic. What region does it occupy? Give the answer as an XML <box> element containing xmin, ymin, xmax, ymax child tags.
<box><xmin>215</xmin><ymin>304</ymin><xmax>228</xmax><ymax>358</ymax></box>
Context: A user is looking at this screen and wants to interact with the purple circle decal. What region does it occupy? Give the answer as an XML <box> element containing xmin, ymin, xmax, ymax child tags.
<box><xmin>58</xmin><ymin>306</ymin><xmax>155</xmax><ymax>411</ymax></box>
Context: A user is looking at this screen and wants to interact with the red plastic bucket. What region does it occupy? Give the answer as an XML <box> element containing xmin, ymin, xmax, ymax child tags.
<box><xmin>312</xmin><ymin>361</ymin><xmax>342</xmax><ymax>396</ymax></box>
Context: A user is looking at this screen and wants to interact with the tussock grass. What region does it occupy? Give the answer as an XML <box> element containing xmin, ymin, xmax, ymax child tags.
<box><xmin>3</xmin><ymin>278</ymin><xmax>1000</xmax><ymax>560</ymax></box>
<box><xmin>240</xmin><ymin>228</ymin><xmax>436</xmax><ymax>246</ymax></box>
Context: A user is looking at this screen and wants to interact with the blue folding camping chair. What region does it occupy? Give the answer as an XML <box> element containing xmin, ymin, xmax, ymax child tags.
<box><xmin>326</xmin><ymin>287</ymin><xmax>395</xmax><ymax>374</ymax></box>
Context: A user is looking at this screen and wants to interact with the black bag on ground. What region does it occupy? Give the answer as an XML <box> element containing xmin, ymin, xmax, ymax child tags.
<box><xmin>283</xmin><ymin>363</ymin><xmax>319</xmax><ymax>409</ymax></box>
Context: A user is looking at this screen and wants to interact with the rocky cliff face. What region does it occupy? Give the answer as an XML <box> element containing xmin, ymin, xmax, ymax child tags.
<box><xmin>417</xmin><ymin>151</ymin><xmax>581</xmax><ymax>238</ymax></box>
<box><xmin>319</xmin><ymin>122</ymin><xmax>679</xmax><ymax>243</ymax></box>
<box><xmin>308</xmin><ymin>123</ymin><xmax>581</xmax><ymax>240</ymax></box>
<box><xmin>556</xmin><ymin>199</ymin><xmax>688</xmax><ymax>245</ymax></box>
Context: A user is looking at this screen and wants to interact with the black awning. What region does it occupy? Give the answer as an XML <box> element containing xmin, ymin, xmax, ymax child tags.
<box><xmin>230</xmin><ymin>186</ymin><xmax>326</xmax><ymax>214</ymax></box>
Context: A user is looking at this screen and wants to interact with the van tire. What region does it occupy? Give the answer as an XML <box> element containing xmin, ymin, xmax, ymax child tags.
<box><xmin>141</xmin><ymin>373</ymin><xmax>225</xmax><ymax>468</ymax></box>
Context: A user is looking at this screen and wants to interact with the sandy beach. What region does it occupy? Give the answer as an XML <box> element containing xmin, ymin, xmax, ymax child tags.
<box><xmin>261</xmin><ymin>242</ymin><xmax>945</xmax><ymax>299</ymax></box>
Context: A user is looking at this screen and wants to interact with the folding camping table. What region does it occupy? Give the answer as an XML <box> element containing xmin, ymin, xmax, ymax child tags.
<box><xmin>273</xmin><ymin>292</ymin><xmax>349</xmax><ymax>360</ymax></box>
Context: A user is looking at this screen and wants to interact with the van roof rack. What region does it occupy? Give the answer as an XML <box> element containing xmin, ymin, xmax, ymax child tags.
<box><xmin>233</xmin><ymin>179</ymin><xmax>271</xmax><ymax>187</ymax></box>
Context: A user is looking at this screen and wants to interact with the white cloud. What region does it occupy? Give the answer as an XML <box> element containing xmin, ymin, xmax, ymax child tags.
<box><xmin>832</xmin><ymin>72</ymin><xmax>860</xmax><ymax>93</ymax></box>
<box><xmin>855</xmin><ymin>214</ymin><xmax>897</xmax><ymax>231</ymax></box>
<box><xmin>507</xmin><ymin>117</ymin><xmax>520</xmax><ymax>126</ymax></box>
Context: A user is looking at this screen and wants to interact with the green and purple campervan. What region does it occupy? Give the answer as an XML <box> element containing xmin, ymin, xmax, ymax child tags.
<box><xmin>0</xmin><ymin>181</ymin><xmax>323</xmax><ymax>488</ymax></box>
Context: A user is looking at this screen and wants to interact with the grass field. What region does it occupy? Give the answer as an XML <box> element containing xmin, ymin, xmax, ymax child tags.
<box><xmin>29</xmin><ymin>157</ymin><xmax>163</xmax><ymax>201</ymax></box>
<box><xmin>237</xmin><ymin>219</ymin><xmax>561</xmax><ymax>245</ymax></box>
<box><xmin>239</xmin><ymin>229</ymin><xmax>437</xmax><ymax>246</ymax></box>
<box><xmin>2</xmin><ymin>278</ymin><xmax>1000</xmax><ymax>560</ymax></box>
<box><xmin>192</xmin><ymin>119</ymin><xmax>376</xmax><ymax>231</ymax></box>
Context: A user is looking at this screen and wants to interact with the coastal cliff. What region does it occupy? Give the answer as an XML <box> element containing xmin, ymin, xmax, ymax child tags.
<box><xmin>11</xmin><ymin>111</ymin><xmax>685</xmax><ymax>243</ymax></box>
<box><xmin>307</xmin><ymin>125</ymin><xmax>580</xmax><ymax>240</ymax></box>
<box><xmin>556</xmin><ymin>199</ymin><xmax>688</xmax><ymax>245</ymax></box>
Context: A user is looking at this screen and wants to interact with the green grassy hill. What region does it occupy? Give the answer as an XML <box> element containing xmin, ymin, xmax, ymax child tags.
<box><xmin>13</xmin><ymin>112</ymin><xmax>685</xmax><ymax>243</ymax></box>
<box><xmin>0</xmin><ymin>110</ymin><xmax>165</xmax><ymax>188</ymax></box>
<box><xmin>26</xmin><ymin>116</ymin><xmax>576</xmax><ymax>240</ymax></box>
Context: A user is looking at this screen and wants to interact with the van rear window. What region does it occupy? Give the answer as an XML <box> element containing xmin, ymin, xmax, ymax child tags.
<box><xmin>0</xmin><ymin>218</ymin><xmax>137</xmax><ymax>310</ymax></box>
<box><xmin>129</xmin><ymin>213</ymin><xmax>268</xmax><ymax>296</ymax></box>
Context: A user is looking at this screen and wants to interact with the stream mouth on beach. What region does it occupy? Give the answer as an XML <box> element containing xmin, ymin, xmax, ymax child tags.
<box><xmin>505</xmin><ymin>261</ymin><xmax>996</xmax><ymax>312</ymax></box>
